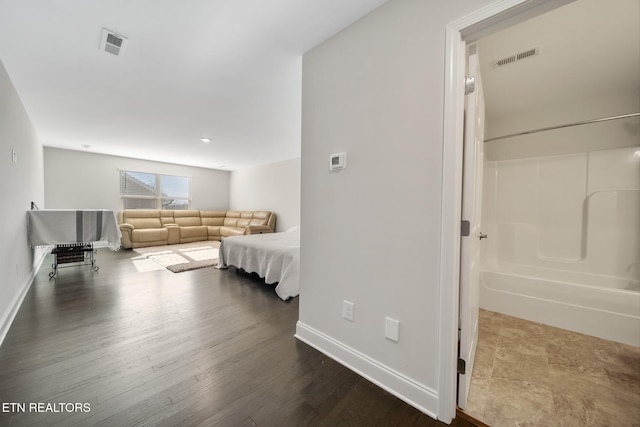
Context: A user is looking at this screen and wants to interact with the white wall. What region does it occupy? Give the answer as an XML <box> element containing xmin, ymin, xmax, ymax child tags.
<box><xmin>297</xmin><ymin>0</ymin><xmax>493</xmax><ymax>419</ymax></box>
<box><xmin>0</xmin><ymin>58</ymin><xmax>46</xmax><ymax>345</ymax></box>
<box><xmin>44</xmin><ymin>148</ymin><xmax>231</xmax><ymax>212</ymax></box>
<box><xmin>229</xmin><ymin>158</ymin><xmax>300</xmax><ymax>232</ymax></box>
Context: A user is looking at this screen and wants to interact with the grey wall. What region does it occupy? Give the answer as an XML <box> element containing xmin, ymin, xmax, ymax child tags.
<box><xmin>229</xmin><ymin>158</ymin><xmax>300</xmax><ymax>232</ymax></box>
<box><xmin>297</xmin><ymin>0</ymin><xmax>494</xmax><ymax>418</ymax></box>
<box><xmin>0</xmin><ymin>58</ymin><xmax>45</xmax><ymax>344</ymax></box>
<box><xmin>44</xmin><ymin>148</ymin><xmax>231</xmax><ymax>212</ymax></box>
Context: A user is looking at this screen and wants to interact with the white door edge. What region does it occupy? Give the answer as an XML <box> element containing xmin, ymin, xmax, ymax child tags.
<box><xmin>437</xmin><ymin>0</ymin><xmax>573</xmax><ymax>422</ymax></box>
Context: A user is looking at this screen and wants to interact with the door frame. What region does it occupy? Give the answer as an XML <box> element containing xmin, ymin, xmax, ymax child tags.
<box><xmin>436</xmin><ymin>0</ymin><xmax>575</xmax><ymax>422</ymax></box>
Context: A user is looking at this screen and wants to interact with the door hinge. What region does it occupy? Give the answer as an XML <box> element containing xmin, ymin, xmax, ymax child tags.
<box><xmin>464</xmin><ymin>76</ymin><xmax>476</xmax><ymax>95</ymax></box>
<box><xmin>461</xmin><ymin>220</ymin><xmax>470</xmax><ymax>237</ymax></box>
<box><xmin>457</xmin><ymin>358</ymin><xmax>466</xmax><ymax>375</ymax></box>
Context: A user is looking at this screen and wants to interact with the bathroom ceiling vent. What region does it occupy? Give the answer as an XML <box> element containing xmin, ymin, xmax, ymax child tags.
<box><xmin>492</xmin><ymin>46</ymin><xmax>540</xmax><ymax>68</ymax></box>
<box><xmin>100</xmin><ymin>28</ymin><xmax>128</xmax><ymax>56</ymax></box>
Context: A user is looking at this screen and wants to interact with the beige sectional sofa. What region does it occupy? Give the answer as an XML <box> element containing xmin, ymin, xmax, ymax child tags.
<box><xmin>117</xmin><ymin>209</ymin><xmax>276</xmax><ymax>249</ymax></box>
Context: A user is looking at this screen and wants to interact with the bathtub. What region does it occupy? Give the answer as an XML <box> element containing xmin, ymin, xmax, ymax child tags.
<box><xmin>479</xmin><ymin>266</ymin><xmax>640</xmax><ymax>347</ymax></box>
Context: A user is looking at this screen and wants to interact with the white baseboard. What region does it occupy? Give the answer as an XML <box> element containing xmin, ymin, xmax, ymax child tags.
<box><xmin>0</xmin><ymin>249</ymin><xmax>48</xmax><ymax>348</ymax></box>
<box><xmin>295</xmin><ymin>321</ymin><xmax>439</xmax><ymax>419</ymax></box>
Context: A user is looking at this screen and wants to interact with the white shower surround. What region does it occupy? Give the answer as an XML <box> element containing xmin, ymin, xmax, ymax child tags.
<box><xmin>480</xmin><ymin>146</ymin><xmax>640</xmax><ymax>346</ymax></box>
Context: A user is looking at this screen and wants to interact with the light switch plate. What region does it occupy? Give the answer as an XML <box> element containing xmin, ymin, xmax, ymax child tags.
<box><xmin>343</xmin><ymin>300</ymin><xmax>354</xmax><ymax>321</ymax></box>
<box><xmin>385</xmin><ymin>317</ymin><xmax>399</xmax><ymax>342</ymax></box>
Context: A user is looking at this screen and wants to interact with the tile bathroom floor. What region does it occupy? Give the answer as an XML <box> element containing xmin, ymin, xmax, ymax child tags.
<box><xmin>464</xmin><ymin>309</ymin><xmax>640</xmax><ymax>427</ymax></box>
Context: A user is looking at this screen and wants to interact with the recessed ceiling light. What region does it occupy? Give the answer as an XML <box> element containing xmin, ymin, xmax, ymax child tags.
<box><xmin>200</xmin><ymin>137</ymin><xmax>211</xmax><ymax>143</ymax></box>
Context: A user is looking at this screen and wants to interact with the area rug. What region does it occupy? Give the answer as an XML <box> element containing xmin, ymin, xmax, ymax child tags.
<box><xmin>131</xmin><ymin>241</ymin><xmax>220</xmax><ymax>273</ymax></box>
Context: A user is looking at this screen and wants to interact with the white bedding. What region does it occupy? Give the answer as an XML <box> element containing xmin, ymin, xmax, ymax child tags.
<box><xmin>217</xmin><ymin>230</ymin><xmax>300</xmax><ymax>300</ymax></box>
<box><xmin>27</xmin><ymin>209</ymin><xmax>121</xmax><ymax>250</ymax></box>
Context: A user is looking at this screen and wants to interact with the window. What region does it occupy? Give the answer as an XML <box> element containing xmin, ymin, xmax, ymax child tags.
<box><xmin>120</xmin><ymin>170</ymin><xmax>191</xmax><ymax>210</ymax></box>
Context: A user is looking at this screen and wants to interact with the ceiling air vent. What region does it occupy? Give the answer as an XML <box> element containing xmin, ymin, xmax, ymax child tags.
<box><xmin>492</xmin><ymin>46</ymin><xmax>540</xmax><ymax>68</ymax></box>
<box><xmin>100</xmin><ymin>28</ymin><xmax>128</xmax><ymax>56</ymax></box>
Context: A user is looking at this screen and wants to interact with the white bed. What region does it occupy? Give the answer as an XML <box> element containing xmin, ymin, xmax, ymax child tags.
<box><xmin>217</xmin><ymin>229</ymin><xmax>300</xmax><ymax>300</ymax></box>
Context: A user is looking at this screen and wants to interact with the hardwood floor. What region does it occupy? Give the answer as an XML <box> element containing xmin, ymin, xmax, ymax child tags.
<box><xmin>0</xmin><ymin>248</ymin><xmax>480</xmax><ymax>426</ymax></box>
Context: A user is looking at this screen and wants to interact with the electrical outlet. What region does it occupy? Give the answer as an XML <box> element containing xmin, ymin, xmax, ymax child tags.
<box><xmin>343</xmin><ymin>300</ymin><xmax>354</xmax><ymax>321</ymax></box>
<box><xmin>12</xmin><ymin>149</ymin><xmax>17</xmax><ymax>164</ymax></box>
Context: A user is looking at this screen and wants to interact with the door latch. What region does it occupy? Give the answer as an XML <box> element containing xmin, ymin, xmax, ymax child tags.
<box><xmin>461</xmin><ymin>220</ymin><xmax>470</xmax><ymax>237</ymax></box>
<box><xmin>457</xmin><ymin>358</ymin><xmax>466</xmax><ymax>375</ymax></box>
<box><xmin>479</xmin><ymin>232</ymin><xmax>487</xmax><ymax>240</ymax></box>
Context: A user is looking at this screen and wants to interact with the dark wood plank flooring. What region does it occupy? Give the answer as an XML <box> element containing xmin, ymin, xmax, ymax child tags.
<box><xmin>0</xmin><ymin>248</ymin><xmax>481</xmax><ymax>426</ymax></box>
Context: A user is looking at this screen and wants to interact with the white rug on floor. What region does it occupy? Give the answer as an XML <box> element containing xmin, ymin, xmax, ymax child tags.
<box><xmin>131</xmin><ymin>242</ymin><xmax>220</xmax><ymax>273</ymax></box>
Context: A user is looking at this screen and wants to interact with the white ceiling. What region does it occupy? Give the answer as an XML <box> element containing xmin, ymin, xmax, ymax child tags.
<box><xmin>477</xmin><ymin>0</ymin><xmax>639</xmax><ymax>121</ymax></box>
<box><xmin>1</xmin><ymin>0</ymin><xmax>637</xmax><ymax>171</ymax></box>
<box><xmin>0</xmin><ymin>0</ymin><xmax>388</xmax><ymax>170</ymax></box>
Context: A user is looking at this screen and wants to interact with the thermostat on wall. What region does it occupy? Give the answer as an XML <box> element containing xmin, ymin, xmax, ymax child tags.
<box><xmin>329</xmin><ymin>152</ymin><xmax>347</xmax><ymax>171</ymax></box>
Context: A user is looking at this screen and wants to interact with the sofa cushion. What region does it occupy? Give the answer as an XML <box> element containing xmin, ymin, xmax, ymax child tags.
<box><xmin>206</xmin><ymin>226</ymin><xmax>222</xmax><ymax>239</ymax></box>
<box><xmin>132</xmin><ymin>228</ymin><xmax>168</xmax><ymax>242</ymax></box>
<box><xmin>160</xmin><ymin>210</ymin><xmax>175</xmax><ymax>226</ymax></box>
<box><xmin>220</xmin><ymin>226</ymin><xmax>246</xmax><ymax>237</ymax></box>
<box><xmin>180</xmin><ymin>225</ymin><xmax>207</xmax><ymax>239</ymax></box>
<box><xmin>237</xmin><ymin>218</ymin><xmax>251</xmax><ymax>227</ymax></box>
<box><xmin>200</xmin><ymin>211</ymin><xmax>226</xmax><ymax>226</ymax></box>
<box><xmin>122</xmin><ymin>209</ymin><xmax>162</xmax><ymax>229</ymax></box>
<box><xmin>224</xmin><ymin>211</ymin><xmax>241</xmax><ymax>227</ymax></box>
<box><xmin>250</xmin><ymin>211</ymin><xmax>271</xmax><ymax>226</ymax></box>
<box><xmin>173</xmin><ymin>210</ymin><xmax>202</xmax><ymax>227</ymax></box>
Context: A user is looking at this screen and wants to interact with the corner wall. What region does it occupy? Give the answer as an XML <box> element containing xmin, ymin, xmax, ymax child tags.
<box><xmin>0</xmin><ymin>58</ymin><xmax>45</xmax><ymax>346</ymax></box>
<box><xmin>297</xmin><ymin>0</ymin><xmax>493</xmax><ymax>419</ymax></box>
<box><xmin>229</xmin><ymin>158</ymin><xmax>300</xmax><ymax>232</ymax></box>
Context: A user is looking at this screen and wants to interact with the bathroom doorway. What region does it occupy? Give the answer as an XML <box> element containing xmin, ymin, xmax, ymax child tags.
<box><xmin>458</xmin><ymin>0</ymin><xmax>640</xmax><ymax>424</ymax></box>
<box><xmin>473</xmin><ymin>0</ymin><xmax>639</xmax><ymax>345</ymax></box>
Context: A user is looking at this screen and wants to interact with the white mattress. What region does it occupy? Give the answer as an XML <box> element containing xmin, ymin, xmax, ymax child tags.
<box><xmin>218</xmin><ymin>230</ymin><xmax>300</xmax><ymax>300</ymax></box>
